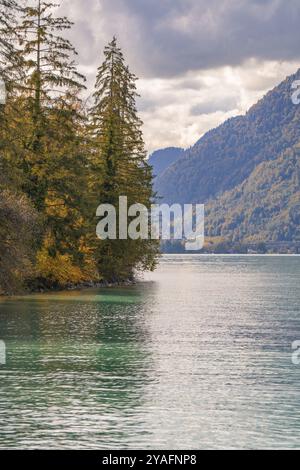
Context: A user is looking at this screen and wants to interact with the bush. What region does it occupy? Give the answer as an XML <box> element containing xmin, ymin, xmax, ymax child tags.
<box><xmin>0</xmin><ymin>191</ymin><xmax>38</xmax><ymax>294</ymax></box>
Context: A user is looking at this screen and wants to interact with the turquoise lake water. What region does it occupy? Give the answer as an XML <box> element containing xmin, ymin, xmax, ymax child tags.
<box><xmin>0</xmin><ymin>255</ymin><xmax>300</xmax><ymax>449</ymax></box>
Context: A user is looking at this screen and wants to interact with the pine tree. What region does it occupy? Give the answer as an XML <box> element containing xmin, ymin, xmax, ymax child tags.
<box><xmin>91</xmin><ymin>37</ymin><xmax>159</xmax><ymax>282</ymax></box>
<box><xmin>15</xmin><ymin>1</ymin><xmax>86</xmax><ymax>207</ymax></box>
<box><xmin>0</xmin><ymin>0</ymin><xmax>25</xmax><ymax>191</ymax></box>
<box><xmin>19</xmin><ymin>1</ymin><xmax>86</xmax><ymax>119</ymax></box>
<box><xmin>0</xmin><ymin>0</ymin><xmax>20</xmax><ymax>86</ymax></box>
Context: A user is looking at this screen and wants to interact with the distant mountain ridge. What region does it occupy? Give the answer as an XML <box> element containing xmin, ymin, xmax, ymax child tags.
<box><xmin>152</xmin><ymin>69</ymin><xmax>300</xmax><ymax>248</ymax></box>
<box><xmin>148</xmin><ymin>147</ymin><xmax>184</xmax><ymax>178</ymax></box>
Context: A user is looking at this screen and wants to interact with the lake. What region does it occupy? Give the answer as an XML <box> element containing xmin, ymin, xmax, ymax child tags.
<box><xmin>0</xmin><ymin>255</ymin><xmax>300</xmax><ymax>449</ymax></box>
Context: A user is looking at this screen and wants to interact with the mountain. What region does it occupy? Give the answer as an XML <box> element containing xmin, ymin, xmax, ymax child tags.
<box><xmin>205</xmin><ymin>143</ymin><xmax>300</xmax><ymax>243</ymax></box>
<box><xmin>155</xmin><ymin>69</ymin><xmax>300</xmax><ymax>206</ymax></box>
<box><xmin>148</xmin><ymin>147</ymin><xmax>184</xmax><ymax>178</ymax></box>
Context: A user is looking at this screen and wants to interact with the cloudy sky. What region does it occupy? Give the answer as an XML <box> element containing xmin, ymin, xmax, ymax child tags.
<box><xmin>58</xmin><ymin>0</ymin><xmax>300</xmax><ymax>153</ymax></box>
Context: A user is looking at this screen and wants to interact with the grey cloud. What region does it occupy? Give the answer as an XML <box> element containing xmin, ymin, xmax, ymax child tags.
<box><xmin>56</xmin><ymin>1</ymin><xmax>300</xmax><ymax>150</ymax></box>
<box><xmin>59</xmin><ymin>0</ymin><xmax>300</xmax><ymax>79</ymax></box>
<box><xmin>174</xmin><ymin>78</ymin><xmax>207</xmax><ymax>90</ymax></box>
<box><xmin>190</xmin><ymin>97</ymin><xmax>239</xmax><ymax>115</ymax></box>
<box><xmin>137</xmin><ymin>97</ymin><xmax>158</xmax><ymax>113</ymax></box>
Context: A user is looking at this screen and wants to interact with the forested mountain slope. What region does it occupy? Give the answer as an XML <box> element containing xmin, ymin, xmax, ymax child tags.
<box><xmin>205</xmin><ymin>143</ymin><xmax>300</xmax><ymax>243</ymax></box>
<box><xmin>155</xmin><ymin>69</ymin><xmax>300</xmax><ymax>206</ymax></box>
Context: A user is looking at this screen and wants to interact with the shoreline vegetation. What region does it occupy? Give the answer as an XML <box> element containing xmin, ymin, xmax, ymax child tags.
<box><xmin>0</xmin><ymin>280</ymin><xmax>136</xmax><ymax>298</ymax></box>
<box><xmin>0</xmin><ymin>1</ymin><xmax>159</xmax><ymax>296</ymax></box>
<box><xmin>28</xmin><ymin>278</ymin><xmax>136</xmax><ymax>296</ymax></box>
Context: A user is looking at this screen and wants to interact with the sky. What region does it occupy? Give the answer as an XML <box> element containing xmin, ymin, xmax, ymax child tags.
<box><xmin>58</xmin><ymin>0</ymin><xmax>300</xmax><ymax>153</ymax></box>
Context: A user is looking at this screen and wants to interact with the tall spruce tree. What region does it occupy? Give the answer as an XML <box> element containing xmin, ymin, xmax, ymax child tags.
<box><xmin>0</xmin><ymin>0</ymin><xmax>26</xmax><ymax>191</ymax></box>
<box><xmin>17</xmin><ymin>0</ymin><xmax>86</xmax><ymax>204</ymax></box>
<box><xmin>91</xmin><ymin>37</ymin><xmax>159</xmax><ymax>282</ymax></box>
<box><xmin>19</xmin><ymin>1</ymin><xmax>85</xmax><ymax>120</ymax></box>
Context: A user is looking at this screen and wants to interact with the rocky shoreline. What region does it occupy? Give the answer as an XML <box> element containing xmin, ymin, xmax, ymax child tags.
<box><xmin>30</xmin><ymin>279</ymin><xmax>136</xmax><ymax>294</ymax></box>
<box><xmin>0</xmin><ymin>276</ymin><xmax>139</xmax><ymax>297</ymax></box>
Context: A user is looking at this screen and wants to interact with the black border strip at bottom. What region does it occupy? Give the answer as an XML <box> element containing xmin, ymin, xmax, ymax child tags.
<box><xmin>0</xmin><ymin>450</ymin><xmax>291</xmax><ymax>465</ymax></box>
